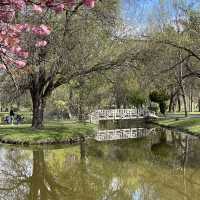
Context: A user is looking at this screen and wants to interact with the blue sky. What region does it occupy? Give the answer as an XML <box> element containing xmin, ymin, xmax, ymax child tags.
<box><xmin>121</xmin><ymin>0</ymin><xmax>200</xmax><ymax>28</ymax></box>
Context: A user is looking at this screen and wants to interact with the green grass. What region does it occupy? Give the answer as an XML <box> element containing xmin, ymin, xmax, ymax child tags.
<box><xmin>156</xmin><ymin>118</ymin><xmax>200</xmax><ymax>135</ymax></box>
<box><xmin>166</xmin><ymin>112</ymin><xmax>200</xmax><ymax>115</ymax></box>
<box><xmin>0</xmin><ymin>121</ymin><xmax>96</xmax><ymax>144</ymax></box>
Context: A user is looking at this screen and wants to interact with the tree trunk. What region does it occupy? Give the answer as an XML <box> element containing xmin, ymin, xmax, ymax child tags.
<box><xmin>178</xmin><ymin>52</ymin><xmax>187</xmax><ymax>117</ymax></box>
<box><xmin>168</xmin><ymin>92</ymin><xmax>173</xmax><ymax>112</ymax></box>
<box><xmin>177</xmin><ymin>95</ymin><xmax>181</xmax><ymax>112</ymax></box>
<box><xmin>160</xmin><ymin>129</ymin><xmax>167</xmax><ymax>143</ymax></box>
<box><xmin>68</xmin><ymin>88</ymin><xmax>74</xmax><ymax>118</ymax></box>
<box><xmin>16</xmin><ymin>98</ymin><xmax>20</xmax><ymax>111</ymax></box>
<box><xmin>180</xmin><ymin>86</ymin><xmax>188</xmax><ymax>117</ymax></box>
<box><xmin>80</xmin><ymin>141</ymin><xmax>86</xmax><ymax>160</ymax></box>
<box><xmin>29</xmin><ymin>67</ymin><xmax>54</xmax><ymax>129</ymax></box>
<box><xmin>29</xmin><ymin>151</ymin><xmax>47</xmax><ymax>199</ymax></box>
<box><xmin>198</xmin><ymin>97</ymin><xmax>200</xmax><ymax>112</ymax></box>
<box><xmin>78</xmin><ymin>104</ymin><xmax>84</xmax><ymax>121</ymax></box>
<box><xmin>172</xmin><ymin>96</ymin><xmax>176</xmax><ymax>112</ymax></box>
<box><xmin>190</xmin><ymin>86</ymin><xmax>193</xmax><ymax>112</ymax></box>
<box><xmin>78</xmin><ymin>93</ymin><xmax>84</xmax><ymax>121</ymax></box>
<box><xmin>31</xmin><ymin>90</ymin><xmax>46</xmax><ymax>129</ymax></box>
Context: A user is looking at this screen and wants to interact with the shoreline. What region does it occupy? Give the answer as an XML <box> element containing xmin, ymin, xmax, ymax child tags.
<box><xmin>0</xmin><ymin>135</ymin><xmax>92</xmax><ymax>145</ymax></box>
<box><xmin>0</xmin><ymin>121</ymin><xmax>96</xmax><ymax>146</ymax></box>
<box><xmin>152</xmin><ymin>118</ymin><xmax>200</xmax><ymax>138</ymax></box>
<box><xmin>1</xmin><ymin>118</ymin><xmax>200</xmax><ymax>145</ymax></box>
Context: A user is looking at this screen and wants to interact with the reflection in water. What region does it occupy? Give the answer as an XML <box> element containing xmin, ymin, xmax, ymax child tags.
<box><xmin>0</xmin><ymin>128</ymin><xmax>200</xmax><ymax>200</ymax></box>
<box><xmin>98</xmin><ymin>120</ymin><xmax>154</xmax><ymax>130</ymax></box>
<box><xmin>95</xmin><ymin>128</ymin><xmax>156</xmax><ymax>141</ymax></box>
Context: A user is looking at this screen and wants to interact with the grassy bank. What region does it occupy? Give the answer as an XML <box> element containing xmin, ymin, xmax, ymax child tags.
<box><xmin>167</xmin><ymin>112</ymin><xmax>200</xmax><ymax>115</ymax></box>
<box><xmin>155</xmin><ymin>118</ymin><xmax>200</xmax><ymax>136</ymax></box>
<box><xmin>0</xmin><ymin>121</ymin><xmax>96</xmax><ymax>145</ymax></box>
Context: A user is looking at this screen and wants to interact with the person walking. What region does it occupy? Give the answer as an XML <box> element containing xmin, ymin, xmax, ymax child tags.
<box><xmin>10</xmin><ymin>108</ymin><xmax>15</xmax><ymax>125</ymax></box>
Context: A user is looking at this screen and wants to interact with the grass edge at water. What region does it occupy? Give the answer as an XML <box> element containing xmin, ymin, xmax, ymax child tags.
<box><xmin>154</xmin><ymin>118</ymin><xmax>200</xmax><ymax>136</ymax></box>
<box><xmin>0</xmin><ymin>121</ymin><xmax>97</xmax><ymax>145</ymax></box>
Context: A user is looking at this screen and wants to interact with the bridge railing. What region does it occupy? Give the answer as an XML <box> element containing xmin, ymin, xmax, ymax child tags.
<box><xmin>95</xmin><ymin>128</ymin><xmax>156</xmax><ymax>141</ymax></box>
<box><xmin>90</xmin><ymin>109</ymin><xmax>156</xmax><ymax>122</ymax></box>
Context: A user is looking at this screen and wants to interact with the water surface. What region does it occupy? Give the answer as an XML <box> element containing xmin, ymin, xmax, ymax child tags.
<box><xmin>0</xmin><ymin>122</ymin><xmax>200</xmax><ymax>200</ymax></box>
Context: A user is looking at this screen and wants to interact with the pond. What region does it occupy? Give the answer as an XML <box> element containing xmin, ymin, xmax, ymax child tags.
<box><xmin>0</xmin><ymin>120</ymin><xmax>200</xmax><ymax>200</ymax></box>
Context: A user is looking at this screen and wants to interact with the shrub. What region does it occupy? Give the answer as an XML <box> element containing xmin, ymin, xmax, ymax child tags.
<box><xmin>149</xmin><ymin>89</ymin><xmax>169</xmax><ymax>115</ymax></box>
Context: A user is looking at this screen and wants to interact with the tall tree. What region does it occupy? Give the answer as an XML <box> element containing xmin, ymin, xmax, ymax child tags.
<box><xmin>1</xmin><ymin>0</ymin><xmax>139</xmax><ymax>128</ymax></box>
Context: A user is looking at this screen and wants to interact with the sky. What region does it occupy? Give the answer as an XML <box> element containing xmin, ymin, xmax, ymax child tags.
<box><xmin>121</xmin><ymin>0</ymin><xmax>200</xmax><ymax>34</ymax></box>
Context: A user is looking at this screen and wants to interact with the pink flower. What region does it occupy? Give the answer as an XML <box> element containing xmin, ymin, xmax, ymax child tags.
<box><xmin>53</xmin><ymin>4</ymin><xmax>65</xmax><ymax>13</ymax></box>
<box><xmin>15</xmin><ymin>60</ymin><xmax>27</xmax><ymax>68</ymax></box>
<box><xmin>10</xmin><ymin>46</ymin><xmax>22</xmax><ymax>53</ymax></box>
<box><xmin>1</xmin><ymin>31</ymin><xmax>7</xmax><ymax>36</ymax></box>
<box><xmin>15</xmin><ymin>24</ymin><xmax>31</xmax><ymax>32</ymax></box>
<box><xmin>10</xmin><ymin>0</ymin><xmax>26</xmax><ymax>10</ymax></box>
<box><xmin>32</xmin><ymin>25</ymin><xmax>51</xmax><ymax>36</ymax></box>
<box><xmin>32</xmin><ymin>5</ymin><xmax>43</xmax><ymax>14</ymax></box>
<box><xmin>0</xmin><ymin>48</ymin><xmax>7</xmax><ymax>54</ymax></box>
<box><xmin>18</xmin><ymin>50</ymin><xmax>29</xmax><ymax>58</ymax></box>
<box><xmin>9</xmin><ymin>25</ymin><xmax>22</xmax><ymax>34</ymax></box>
<box><xmin>0</xmin><ymin>64</ymin><xmax>6</xmax><ymax>70</ymax></box>
<box><xmin>45</xmin><ymin>0</ymin><xmax>54</xmax><ymax>7</ymax></box>
<box><xmin>0</xmin><ymin>35</ymin><xmax>3</xmax><ymax>43</ymax></box>
<box><xmin>0</xmin><ymin>10</ymin><xmax>15</xmax><ymax>22</ymax></box>
<box><xmin>35</xmin><ymin>40</ymin><xmax>48</xmax><ymax>47</ymax></box>
<box><xmin>83</xmin><ymin>0</ymin><xmax>95</xmax><ymax>8</ymax></box>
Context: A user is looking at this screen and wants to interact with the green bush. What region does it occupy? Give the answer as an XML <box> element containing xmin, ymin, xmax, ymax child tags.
<box><xmin>159</xmin><ymin>102</ymin><xmax>167</xmax><ymax>115</ymax></box>
<box><xmin>149</xmin><ymin>90</ymin><xmax>169</xmax><ymax>103</ymax></box>
<box><xmin>149</xmin><ymin>89</ymin><xmax>169</xmax><ymax>114</ymax></box>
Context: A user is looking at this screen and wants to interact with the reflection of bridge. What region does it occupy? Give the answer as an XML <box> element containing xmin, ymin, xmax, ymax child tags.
<box><xmin>95</xmin><ymin>128</ymin><xmax>156</xmax><ymax>141</ymax></box>
<box><xmin>90</xmin><ymin>109</ymin><xmax>157</xmax><ymax>123</ymax></box>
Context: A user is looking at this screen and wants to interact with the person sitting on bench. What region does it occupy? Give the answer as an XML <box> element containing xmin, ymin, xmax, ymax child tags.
<box><xmin>4</xmin><ymin>116</ymin><xmax>11</xmax><ymax>124</ymax></box>
<box><xmin>16</xmin><ymin>114</ymin><xmax>24</xmax><ymax>125</ymax></box>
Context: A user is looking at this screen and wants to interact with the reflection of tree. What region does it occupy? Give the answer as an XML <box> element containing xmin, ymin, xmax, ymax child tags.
<box><xmin>151</xmin><ymin>129</ymin><xmax>177</xmax><ymax>163</ymax></box>
<box><xmin>29</xmin><ymin>151</ymin><xmax>53</xmax><ymax>200</ymax></box>
<box><xmin>0</xmin><ymin>149</ymin><xmax>74</xmax><ymax>200</ymax></box>
<box><xmin>0</xmin><ymin>131</ymin><xmax>200</xmax><ymax>200</ymax></box>
<box><xmin>0</xmin><ymin>144</ymin><xmax>132</xmax><ymax>200</ymax></box>
<box><xmin>148</xmin><ymin>129</ymin><xmax>200</xmax><ymax>200</ymax></box>
<box><xmin>0</xmin><ymin>149</ymin><xmax>31</xmax><ymax>200</ymax></box>
<box><xmin>88</xmin><ymin>131</ymin><xmax>200</xmax><ymax>200</ymax></box>
<box><xmin>150</xmin><ymin>128</ymin><xmax>194</xmax><ymax>168</ymax></box>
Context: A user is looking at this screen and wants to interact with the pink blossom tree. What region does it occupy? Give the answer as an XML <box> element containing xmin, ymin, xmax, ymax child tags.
<box><xmin>0</xmin><ymin>0</ymin><xmax>96</xmax><ymax>71</ymax></box>
<box><xmin>0</xmin><ymin>0</ymin><xmax>133</xmax><ymax>129</ymax></box>
<box><xmin>0</xmin><ymin>0</ymin><xmax>98</xmax><ymax>128</ymax></box>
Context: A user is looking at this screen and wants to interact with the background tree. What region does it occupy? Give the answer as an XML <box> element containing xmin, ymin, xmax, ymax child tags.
<box><xmin>149</xmin><ymin>90</ymin><xmax>169</xmax><ymax>115</ymax></box>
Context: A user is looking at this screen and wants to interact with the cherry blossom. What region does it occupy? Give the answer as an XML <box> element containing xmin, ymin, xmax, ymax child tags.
<box><xmin>52</xmin><ymin>4</ymin><xmax>65</xmax><ymax>13</ymax></box>
<box><xmin>32</xmin><ymin>5</ymin><xmax>43</xmax><ymax>14</ymax></box>
<box><xmin>0</xmin><ymin>64</ymin><xmax>6</xmax><ymax>70</ymax></box>
<box><xmin>0</xmin><ymin>0</ymin><xmax>97</xmax><ymax>69</ymax></box>
<box><xmin>32</xmin><ymin>25</ymin><xmax>51</xmax><ymax>36</ymax></box>
<box><xmin>84</xmin><ymin>0</ymin><xmax>96</xmax><ymax>8</ymax></box>
<box><xmin>15</xmin><ymin>60</ymin><xmax>27</xmax><ymax>68</ymax></box>
<box><xmin>35</xmin><ymin>40</ymin><xmax>48</xmax><ymax>47</ymax></box>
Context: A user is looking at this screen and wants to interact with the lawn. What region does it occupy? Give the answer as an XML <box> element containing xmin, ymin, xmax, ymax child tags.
<box><xmin>0</xmin><ymin>121</ymin><xmax>96</xmax><ymax>145</ymax></box>
<box><xmin>156</xmin><ymin>118</ymin><xmax>200</xmax><ymax>136</ymax></box>
<box><xmin>167</xmin><ymin>112</ymin><xmax>200</xmax><ymax>115</ymax></box>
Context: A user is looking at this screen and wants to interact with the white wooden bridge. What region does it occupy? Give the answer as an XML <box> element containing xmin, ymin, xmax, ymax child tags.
<box><xmin>95</xmin><ymin>128</ymin><xmax>156</xmax><ymax>141</ymax></box>
<box><xmin>90</xmin><ymin>109</ymin><xmax>157</xmax><ymax>123</ymax></box>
